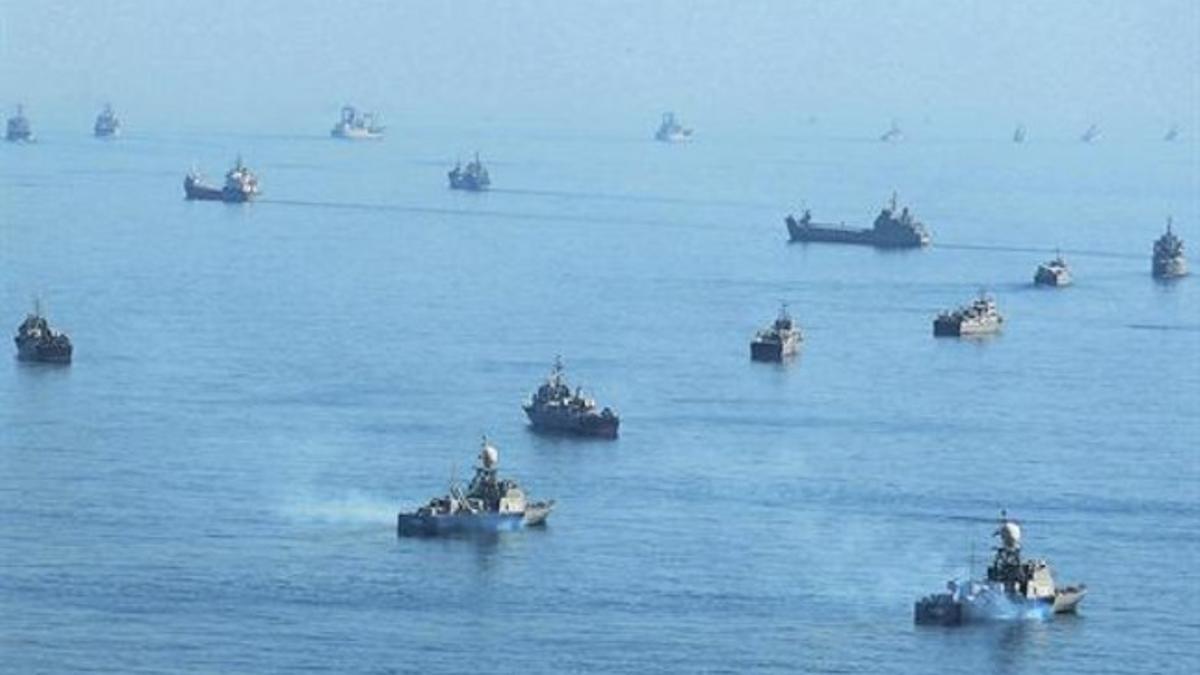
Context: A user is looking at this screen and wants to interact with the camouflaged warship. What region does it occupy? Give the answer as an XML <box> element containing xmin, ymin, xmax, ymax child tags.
<box><xmin>1034</xmin><ymin>252</ymin><xmax>1072</xmax><ymax>287</ymax></box>
<box><xmin>750</xmin><ymin>304</ymin><xmax>802</xmax><ymax>362</ymax></box>
<box><xmin>6</xmin><ymin>104</ymin><xmax>33</xmax><ymax>142</ymax></box>
<box><xmin>524</xmin><ymin>357</ymin><xmax>619</xmax><ymax>438</ymax></box>
<box><xmin>914</xmin><ymin>511</ymin><xmax>1087</xmax><ymax>625</ymax></box>
<box><xmin>654</xmin><ymin>112</ymin><xmax>693</xmax><ymax>142</ymax></box>
<box><xmin>94</xmin><ymin>104</ymin><xmax>121</xmax><ymax>138</ymax></box>
<box><xmin>397</xmin><ymin>437</ymin><xmax>554</xmax><ymax>537</ymax></box>
<box><xmin>14</xmin><ymin>302</ymin><xmax>72</xmax><ymax>364</ymax></box>
<box><xmin>786</xmin><ymin>193</ymin><xmax>931</xmax><ymax>248</ymax></box>
<box><xmin>933</xmin><ymin>294</ymin><xmax>1003</xmax><ymax>337</ymax></box>
<box><xmin>330</xmin><ymin>105</ymin><xmax>384</xmax><ymax>140</ymax></box>
<box><xmin>1152</xmin><ymin>218</ymin><xmax>1187</xmax><ymax>279</ymax></box>
<box><xmin>184</xmin><ymin>157</ymin><xmax>260</xmax><ymax>202</ymax></box>
<box><xmin>448</xmin><ymin>153</ymin><xmax>490</xmax><ymax>191</ymax></box>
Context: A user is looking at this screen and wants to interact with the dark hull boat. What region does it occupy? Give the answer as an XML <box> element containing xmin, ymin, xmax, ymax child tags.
<box><xmin>448</xmin><ymin>153</ymin><xmax>490</xmax><ymax>191</ymax></box>
<box><xmin>183</xmin><ymin>158</ymin><xmax>260</xmax><ymax>203</ymax></box>
<box><xmin>786</xmin><ymin>193</ymin><xmax>930</xmax><ymax>249</ymax></box>
<box><xmin>523</xmin><ymin>358</ymin><xmax>620</xmax><ymax>439</ymax></box>
<box><xmin>14</xmin><ymin>309</ymin><xmax>72</xmax><ymax>364</ymax></box>
<box><xmin>750</xmin><ymin>304</ymin><xmax>801</xmax><ymax>362</ymax></box>
<box><xmin>397</xmin><ymin>438</ymin><xmax>554</xmax><ymax>537</ymax></box>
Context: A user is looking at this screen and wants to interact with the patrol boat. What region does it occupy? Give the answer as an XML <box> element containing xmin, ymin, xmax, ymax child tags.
<box><xmin>6</xmin><ymin>104</ymin><xmax>33</xmax><ymax>142</ymax></box>
<box><xmin>94</xmin><ymin>104</ymin><xmax>121</xmax><ymax>138</ymax></box>
<box><xmin>330</xmin><ymin>105</ymin><xmax>384</xmax><ymax>140</ymax></box>
<box><xmin>397</xmin><ymin>437</ymin><xmax>555</xmax><ymax>537</ymax></box>
<box><xmin>879</xmin><ymin>119</ymin><xmax>903</xmax><ymax>142</ymax></box>
<box><xmin>654</xmin><ymin>112</ymin><xmax>693</xmax><ymax>142</ymax></box>
<box><xmin>1034</xmin><ymin>252</ymin><xmax>1072</xmax><ymax>287</ymax></box>
<box><xmin>184</xmin><ymin>157</ymin><xmax>260</xmax><ymax>202</ymax></box>
<box><xmin>914</xmin><ymin>511</ymin><xmax>1087</xmax><ymax>625</ymax></box>
<box><xmin>751</xmin><ymin>303</ymin><xmax>802</xmax><ymax>362</ymax></box>
<box><xmin>524</xmin><ymin>357</ymin><xmax>619</xmax><ymax>438</ymax></box>
<box><xmin>14</xmin><ymin>302</ymin><xmax>72</xmax><ymax>364</ymax></box>
<box><xmin>786</xmin><ymin>193</ymin><xmax>931</xmax><ymax>248</ymax></box>
<box><xmin>933</xmin><ymin>294</ymin><xmax>1003</xmax><ymax>337</ymax></box>
<box><xmin>448</xmin><ymin>153</ymin><xmax>490</xmax><ymax>191</ymax></box>
<box><xmin>1152</xmin><ymin>218</ymin><xmax>1187</xmax><ymax>279</ymax></box>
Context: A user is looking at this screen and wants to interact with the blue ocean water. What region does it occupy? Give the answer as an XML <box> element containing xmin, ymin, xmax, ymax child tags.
<box><xmin>1</xmin><ymin>124</ymin><xmax>1197</xmax><ymax>673</ymax></box>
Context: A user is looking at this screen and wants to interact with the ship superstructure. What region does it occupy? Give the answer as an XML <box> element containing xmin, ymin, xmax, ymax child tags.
<box><xmin>1152</xmin><ymin>218</ymin><xmax>1188</xmax><ymax>279</ymax></box>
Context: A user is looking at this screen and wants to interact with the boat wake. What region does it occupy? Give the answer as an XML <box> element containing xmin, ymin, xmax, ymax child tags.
<box><xmin>283</xmin><ymin>492</ymin><xmax>395</xmax><ymax>526</ymax></box>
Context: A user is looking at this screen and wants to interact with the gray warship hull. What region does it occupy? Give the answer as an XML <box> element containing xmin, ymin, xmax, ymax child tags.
<box><xmin>523</xmin><ymin>406</ymin><xmax>619</xmax><ymax>438</ymax></box>
<box><xmin>448</xmin><ymin>174</ymin><xmax>489</xmax><ymax>191</ymax></box>
<box><xmin>751</xmin><ymin>336</ymin><xmax>799</xmax><ymax>362</ymax></box>
<box><xmin>1153</xmin><ymin>257</ymin><xmax>1188</xmax><ymax>279</ymax></box>
<box><xmin>1034</xmin><ymin>268</ymin><xmax>1072</xmax><ymax>287</ymax></box>
<box><xmin>915</xmin><ymin>586</ymin><xmax>1087</xmax><ymax>626</ymax></box>
<box><xmin>397</xmin><ymin>504</ymin><xmax>553</xmax><ymax>537</ymax></box>
<box><xmin>933</xmin><ymin>317</ymin><xmax>1002</xmax><ymax>337</ymax></box>
<box><xmin>184</xmin><ymin>176</ymin><xmax>252</xmax><ymax>203</ymax></box>
<box><xmin>786</xmin><ymin>217</ymin><xmax>928</xmax><ymax>249</ymax></box>
<box><xmin>15</xmin><ymin>338</ymin><xmax>72</xmax><ymax>364</ymax></box>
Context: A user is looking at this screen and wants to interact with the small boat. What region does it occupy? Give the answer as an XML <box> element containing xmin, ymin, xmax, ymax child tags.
<box><xmin>6</xmin><ymin>104</ymin><xmax>34</xmax><ymax>142</ymax></box>
<box><xmin>1164</xmin><ymin>124</ymin><xmax>1179</xmax><ymax>142</ymax></box>
<box><xmin>330</xmin><ymin>105</ymin><xmax>384</xmax><ymax>140</ymax></box>
<box><xmin>933</xmin><ymin>293</ymin><xmax>1003</xmax><ymax>337</ymax></box>
<box><xmin>879</xmin><ymin>119</ymin><xmax>903</xmax><ymax>142</ymax></box>
<box><xmin>654</xmin><ymin>112</ymin><xmax>693</xmax><ymax>142</ymax></box>
<box><xmin>750</xmin><ymin>303</ymin><xmax>802</xmax><ymax>362</ymax></box>
<box><xmin>1080</xmin><ymin>124</ymin><xmax>1100</xmax><ymax>143</ymax></box>
<box><xmin>94</xmin><ymin>104</ymin><xmax>121</xmax><ymax>138</ymax></box>
<box><xmin>184</xmin><ymin>157</ymin><xmax>261</xmax><ymax>203</ymax></box>
<box><xmin>1012</xmin><ymin>124</ymin><xmax>1026</xmax><ymax>143</ymax></box>
<box><xmin>14</xmin><ymin>301</ymin><xmax>72</xmax><ymax>364</ymax></box>
<box><xmin>1034</xmin><ymin>251</ymin><xmax>1072</xmax><ymax>287</ymax></box>
<box><xmin>448</xmin><ymin>153</ymin><xmax>491</xmax><ymax>191</ymax></box>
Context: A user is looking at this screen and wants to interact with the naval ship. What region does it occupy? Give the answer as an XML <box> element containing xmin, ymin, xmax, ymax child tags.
<box><xmin>1164</xmin><ymin>124</ymin><xmax>1179</xmax><ymax>142</ymax></box>
<box><xmin>94</xmin><ymin>104</ymin><xmax>121</xmax><ymax>138</ymax></box>
<box><xmin>654</xmin><ymin>112</ymin><xmax>693</xmax><ymax>142</ymax></box>
<box><xmin>524</xmin><ymin>357</ymin><xmax>619</xmax><ymax>438</ymax></box>
<box><xmin>933</xmin><ymin>294</ymin><xmax>1003</xmax><ymax>337</ymax></box>
<box><xmin>1152</xmin><ymin>218</ymin><xmax>1187</xmax><ymax>279</ymax></box>
<box><xmin>750</xmin><ymin>303</ymin><xmax>802</xmax><ymax>362</ymax></box>
<box><xmin>1034</xmin><ymin>252</ymin><xmax>1072</xmax><ymax>287</ymax></box>
<box><xmin>14</xmin><ymin>303</ymin><xmax>72</xmax><ymax>364</ymax></box>
<box><xmin>184</xmin><ymin>157</ymin><xmax>260</xmax><ymax>202</ymax></box>
<box><xmin>879</xmin><ymin>119</ymin><xmax>903</xmax><ymax>142</ymax></box>
<box><xmin>786</xmin><ymin>193</ymin><xmax>931</xmax><ymax>248</ymax></box>
<box><xmin>397</xmin><ymin>437</ymin><xmax>555</xmax><ymax>537</ymax></box>
<box><xmin>914</xmin><ymin>512</ymin><xmax>1087</xmax><ymax>625</ymax></box>
<box><xmin>330</xmin><ymin>105</ymin><xmax>384</xmax><ymax>140</ymax></box>
<box><xmin>1080</xmin><ymin>124</ymin><xmax>1100</xmax><ymax>143</ymax></box>
<box><xmin>1012</xmin><ymin>124</ymin><xmax>1026</xmax><ymax>143</ymax></box>
<box><xmin>6</xmin><ymin>105</ymin><xmax>33</xmax><ymax>142</ymax></box>
<box><xmin>448</xmin><ymin>153</ymin><xmax>490</xmax><ymax>191</ymax></box>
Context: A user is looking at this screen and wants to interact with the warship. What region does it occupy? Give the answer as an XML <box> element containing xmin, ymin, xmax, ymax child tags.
<box><xmin>879</xmin><ymin>119</ymin><xmax>903</xmax><ymax>142</ymax></box>
<box><xmin>1080</xmin><ymin>124</ymin><xmax>1100</xmax><ymax>143</ymax></box>
<box><xmin>524</xmin><ymin>357</ymin><xmax>619</xmax><ymax>438</ymax></box>
<box><xmin>6</xmin><ymin>104</ymin><xmax>33</xmax><ymax>142</ymax></box>
<box><xmin>914</xmin><ymin>511</ymin><xmax>1087</xmax><ymax>625</ymax></box>
<box><xmin>397</xmin><ymin>437</ymin><xmax>554</xmax><ymax>537</ymax></box>
<box><xmin>448</xmin><ymin>153</ymin><xmax>490</xmax><ymax>191</ymax></box>
<box><xmin>1152</xmin><ymin>218</ymin><xmax>1188</xmax><ymax>279</ymax></box>
<box><xmin>1012</xmin><ymin>124</ymin><xmax>1026</xmax><ymax>143</ymax></box>
<box><xmin>654</xmin><ymin>112</ymin><xmax>693</xmax><ymax>142</ymax></box>
<box><xmin>750</xmin><ymin>303</ymin><xmax>802</xmax><ymax>362</ymax></box>
<box><xmin>184</xmin><ymin>157</ymin><xmax>260</xmax><ymax>202</ymax></box>
<box><xmin>1034</xmin><ymin>252</ymin><xmax>1072</xmax><ymax>287</ymax></box>
<box><xmin>14</xmin><ymin>302</ymin><xmax>72</xmax><ymax>364</ymax></box>
<box><xmin>933</xmin><ymin>294</ymin><xmax>1003</xmax><ymax>337</ymax></box>
<box><xmin>93</xmin><ymin>104</ymin><xmax>121</xmax><ymax>138</ymax></box>
<box><xmin>786</xmin><ymin>193</ymin><xmax>931</xmax><ymax>248</ymax></box>
<box><xmin>330</xmin><ymin>105</ymin><xmax>384</xmax><ymax>140</ymax></box>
